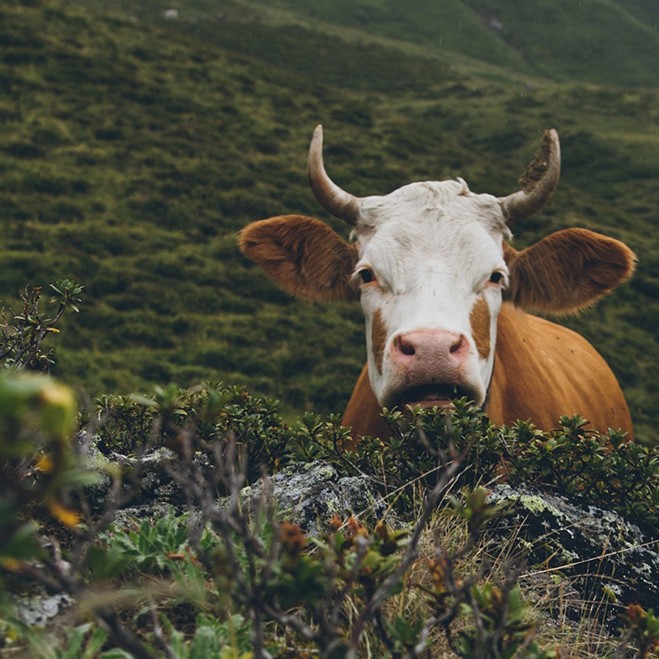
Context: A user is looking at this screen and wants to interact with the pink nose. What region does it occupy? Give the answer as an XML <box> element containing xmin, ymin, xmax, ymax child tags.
<box><xmin>391</xmin><ymin>329</ymin><xmax>469</xmax><ymax>375</ymax></box>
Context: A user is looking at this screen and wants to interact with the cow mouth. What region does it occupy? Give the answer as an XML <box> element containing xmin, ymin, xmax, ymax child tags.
<box><xmin>396</xmin><ymin>384</ymin><xmax>474</xmax><ymax>410</ymax></box>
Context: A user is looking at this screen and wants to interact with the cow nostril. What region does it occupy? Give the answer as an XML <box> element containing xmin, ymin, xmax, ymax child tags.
<box><xmin>395</xmin><ymin>335</ymin><xmax>415</xmax><ymax>356</ymax></box>
<box><xmin>450</xmin><ymin>334</ymin><xmax>467</xmax><ymax>354</ymax></box>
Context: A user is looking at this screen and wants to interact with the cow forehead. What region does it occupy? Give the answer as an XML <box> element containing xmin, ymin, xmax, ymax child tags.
<box><xmin>356</xmin><ymin>180</ymin><xmax>509</xmax><ymax>236</ymax></box>
<box><xmin>354</xmin><ymin>181</ymin><xmax>510</xmax><ymax>286</ymax></box>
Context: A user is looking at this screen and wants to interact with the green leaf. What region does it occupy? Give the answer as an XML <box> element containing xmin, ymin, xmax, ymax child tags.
<box><xmin>189</xmin><ymin>625</ymin><xmax>222</xmax><ymax>658</ymax></box>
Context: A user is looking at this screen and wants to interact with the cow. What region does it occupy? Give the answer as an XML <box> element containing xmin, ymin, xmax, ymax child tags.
<box><xmin>240</xmin><ymin>126</ymin><xmax>636</xmax><ymax>441</ymax></box>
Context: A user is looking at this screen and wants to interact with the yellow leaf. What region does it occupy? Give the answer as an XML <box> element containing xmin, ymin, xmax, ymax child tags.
<box><xmin>38</xmin><ymin>382</ymin><xmax>76</xmax><ymax>442</ymax></box>
<box><xmin>35</xmin><ymin>453</ymin><xmax>54</xmax><ymax>474</ymax></box>
<box><xmin>0</xmin><ymin>556</ymin><xmax>23</xmax><ymax>571</ymax></box>
<box><xmin>48</xmin><ymin>500</ymin><xmax>81</xmax><ymax>528</ymax></box>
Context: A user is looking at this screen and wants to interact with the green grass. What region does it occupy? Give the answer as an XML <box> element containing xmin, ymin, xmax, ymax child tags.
<box><xmin>0</xmin><ymin>0</ymin><xmax>656</xmax><ymax>441</ymax></box>
<box><xmin>250</xmin><ymin>0</ymin><xmax>533</xmax><ymax>72</ymax></box>
<box><xmin>218</xmin><ymin>0</ymin><xmax>659</xmax><ymax>87</ymax></box>
<box><xmin>462</xmin><ymin>0</ymin><xmax>659</xmax><ymax>86</ymax></box>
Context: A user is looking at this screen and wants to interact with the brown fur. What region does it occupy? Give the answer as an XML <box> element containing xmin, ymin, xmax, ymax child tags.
<box><xmin>486</xmin><ymin>305</ymin><xmax>632</xmax><ymax>433</ymax></box>
<box><xmin>239</xmin><ymin>215</ymin><xmax>358</xmax><ymax>302</ymax></box>
<box><xmin>342</xmin><ymin>365</ymin><xmax>392</xmax><ymax>447</ymax></box>
<box><xmin>470</xmin><ymin>298</ymin><xmax>491</xmax><ymax>358</ymax></box>
<box><xmin>503</xmin><ymin>229</ymin><xmax>636</xmax><ymax>315</ymax></box>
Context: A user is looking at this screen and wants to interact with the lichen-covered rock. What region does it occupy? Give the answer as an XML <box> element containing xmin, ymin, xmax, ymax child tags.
<box><xmin>240</xmin><ymin>461</ymin><xmax>393</xmax><ymax>535</ymax></box>
<box><xmin>10</xmin><ymin>592</ymin><xmax>72</xmax><ymax>627</ymax></box>
<box><xmin>78</xmin><ymin>430</ymin><xmax>186</xmax><ymax>515</ymax></box>
<box><xmin>487</xmin><ymin>484</ymin><xmax>658</xmax><ymax>614</ymax></box>
<box><xmin>111</xmin><ymin>446</ymin><xmax>182</xmax><ymax>505</ymax></box>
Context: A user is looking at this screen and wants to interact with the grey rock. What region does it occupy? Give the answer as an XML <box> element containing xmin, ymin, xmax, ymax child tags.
<box><xmin>11</xmin><ymin>592</ymin><xmax>73</xmax><ymax>627</ymax></box>
<box><xmin>240</xmin><ymin>461</ymin><xmax>394</xmax><ymax>535</ymax></box>
<box><xmin>487</xmin><ymin>484</ymin><xmax>658</xmax><ymax>613</ymax></box>
<box><xmin>78</xmin><ymin>432</ymin><xmax>186</xmax><ymax>514</ymax></box>
<box><xmin>113</xmin><ymin>447</ymin><xmax>180</xmax><ymax>499</ymax></box>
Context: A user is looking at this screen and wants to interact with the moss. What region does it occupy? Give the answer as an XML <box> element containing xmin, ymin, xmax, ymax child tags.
<box><xmin>517</xmin><ymin>494</ymin><xmax>566</xmax><ymax>518</ymax></box>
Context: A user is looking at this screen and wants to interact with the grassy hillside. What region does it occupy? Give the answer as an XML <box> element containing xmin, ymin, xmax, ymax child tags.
<box><xmin>225</xmin><ymin>0</ymin><xmax>659</xmax><ymax>87</ymax></box>
<box><xmin>0</xmin><ymin>0</ymin><xmax>657</xmax><ymax>440</ymax></box>
<box><xmin>616</xmin><ymin>0</ymin><xmax>659</xmax><ymax>34</ymax></box>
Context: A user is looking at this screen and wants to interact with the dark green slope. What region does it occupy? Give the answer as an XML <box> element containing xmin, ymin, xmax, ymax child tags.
<box><xmin>0</xmin><ymin>0</ymin><xmax>657</xmax><ymax>441</ymax></box>
<box><xmin>462</xmin><ymin>0</ymin><xmax>659</xmax><ymax>87</ymax></box>
<box><xmin>246</xmin><ymin>0</ymin><xmax>534</xmax><ymax>74</ymax></box>
<box><xmin>224</xmin><ymin>0</ymin><xmax>659</xmax><ymax>87</ymax></box>
<box><xmin>0</xmin><ymin>0</ymin><xmax>360</xmax><ymax>400</ymax></box>
<box><xmin>616</xmin><ymin>0</ymin><xmax>659</xmax><ymax>33</ymax></box>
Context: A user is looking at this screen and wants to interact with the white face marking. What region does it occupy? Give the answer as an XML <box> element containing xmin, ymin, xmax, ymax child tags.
<box><xmin>353</xmin><ymin>180</ymin><xmax>510</xmax><ymax>408</ymax></box>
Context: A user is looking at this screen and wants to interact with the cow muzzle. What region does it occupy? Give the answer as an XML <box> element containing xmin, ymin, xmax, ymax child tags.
<box><xmin>382</xmin><ymin>328</ymin><xmax>483</xmax><ymax>409</ymax></box>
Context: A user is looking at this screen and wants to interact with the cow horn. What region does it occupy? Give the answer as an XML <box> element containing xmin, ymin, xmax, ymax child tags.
<box><xmin>499</xmin><ymin>129</ymin><xmax>561</xmax><ymax>220</ymax></box>
<box><xmin>308</xmin><ymin>124</ymin><xmax>361</xmax><ymax>225</ymax></box>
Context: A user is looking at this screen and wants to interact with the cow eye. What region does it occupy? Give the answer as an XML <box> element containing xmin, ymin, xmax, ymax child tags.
<box><xmin>489</xmin><ymin>271</ymin><xmax>504</xmax><ymax>285</ymax></box>
<box><xmin>358</xmin><ymin>268</ymin><xmax>376</xmax><ymax>285</ymax></box>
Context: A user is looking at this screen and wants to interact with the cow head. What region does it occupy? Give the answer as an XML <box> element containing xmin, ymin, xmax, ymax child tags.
<box><xmin>240</xmin><ymin>126</ymin><xmax>635</xmax><ymax>410</ymax></box>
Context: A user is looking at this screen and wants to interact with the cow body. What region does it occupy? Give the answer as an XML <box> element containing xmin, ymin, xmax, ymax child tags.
<box><xmin>344</xmin><ymin>303</ymin><xmax>633</xmax><ymax>438</ymax></box>
<box><xmin>240</xmin><ymin>126</ymin><xmax>636</xmax><ymax>441</ymax></box>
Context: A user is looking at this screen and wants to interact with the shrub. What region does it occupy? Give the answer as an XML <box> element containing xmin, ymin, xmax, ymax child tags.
<box><xmin>506</xmin><ymin>416</ymin><xmax>659</xmax><ymax>534</ymax></box>
<box><xmin>0</xmin><ymin>381</ymin><xmax>657</xmax><ymax>656</ymax></box>
<box><xmin>0</xmin><ymin>372</ymin><xmax>91</xmax><ymax>580</ymax></box>
<box><xmin>302</xmin><ymin>404</ymin><xmax>658</xmax><ymax>532</ymax></box>
<box><xmin>0</xmin><ymin>279</ymin><xmax>83</xmax><ymax>373</ymax></box>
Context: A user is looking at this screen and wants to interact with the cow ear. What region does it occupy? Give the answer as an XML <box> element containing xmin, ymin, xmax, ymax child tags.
<box><xmin>239</xmin><ymin>215</ymin><xmax>359</xmax><ymax>302</ymax></box>
<box><xmin>504</xmin><ymin>228</ymin><xmax>636</xmax><ymax>315</ymax></box>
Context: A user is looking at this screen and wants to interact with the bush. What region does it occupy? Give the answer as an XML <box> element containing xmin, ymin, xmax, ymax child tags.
<box><xmin>0</xmin><ymin>279</ymin><xmax>83</xmax><ymax>373</ymax></box>
<box><xmin>0</xmin><ymin>378</ymin><xmax>657</xmax><ymax>656</ymax></box>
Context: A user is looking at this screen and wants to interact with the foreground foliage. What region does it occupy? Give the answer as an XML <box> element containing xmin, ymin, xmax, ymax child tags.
<box><xmin>1</xmin><ymin>370</ymin><xmax>657</xmax><ymax>656</ymax></box>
